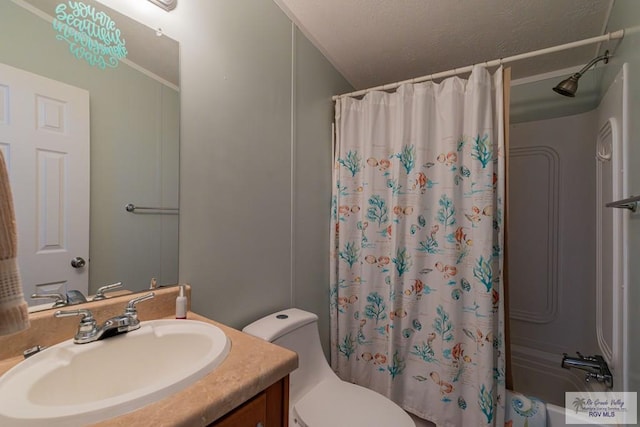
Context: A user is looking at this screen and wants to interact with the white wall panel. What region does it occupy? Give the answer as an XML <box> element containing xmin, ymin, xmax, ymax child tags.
<box><xmin>509</xmin><ymin>110</ymin><xmax>598</xmax><ymax>405</ymax></box>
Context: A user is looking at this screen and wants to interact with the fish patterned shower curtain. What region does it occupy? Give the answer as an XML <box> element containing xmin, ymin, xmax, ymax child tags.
<box><xmin>330</xmin><ymin>66</ymin><xmax>506</xmax><ymax>426</ymax></box>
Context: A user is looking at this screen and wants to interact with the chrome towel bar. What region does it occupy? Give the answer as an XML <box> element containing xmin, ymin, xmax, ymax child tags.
<box><xmin>605</xmin><ymin>195</ymin><xmax>639</xmax><ymax>213</ymax></box>
<box><xmin>125</xmin><ymin>203</ymin><xmax>179</xmax><ymax>214</ymax></box>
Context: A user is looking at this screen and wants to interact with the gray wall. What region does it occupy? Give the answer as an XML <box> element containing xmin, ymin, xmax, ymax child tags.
<box><xmin>600</xmin><ymin>0</ymin><xmax>640</xmax><ymax>392</ymax></box>
<box><xmin>96</xmin><ymin>0</ymin><xmax>352</xmax><ymax>355</ymax></box>
<box><xmin>293</xmin><ymin>26</ymin><xmax>352</xmax><ymax>356</ymax></box>
<box><xmin>0</xmin><ymin>1</ymin><xmax>179</xmax><ymax>296</ymax></box>
<box><xmin>176</xmin><ymin>1</ymin><xmax>353</xmax><ymax>346</ymax></box>
<box><xmin>177</xmin><ymin>2</ymin><xmax>353</xmax><ymax>360</ymax></box>
<box><xmin>178</xmin><ymin>0</ymin><xmax>294</xmax><ymax>330</ymax></box>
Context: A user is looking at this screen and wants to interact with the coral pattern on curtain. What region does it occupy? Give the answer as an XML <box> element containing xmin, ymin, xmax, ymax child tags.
<box><xmin>330</xmin><ymin>66</ymin><xmax>506</xmax><ymax>427</ymax></box>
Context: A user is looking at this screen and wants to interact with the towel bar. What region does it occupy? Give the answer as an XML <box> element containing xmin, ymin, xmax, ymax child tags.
<box><xmin>124</xmin><ymin>203</ymin><xmax>179</xmax><ymax>214</ymax></box>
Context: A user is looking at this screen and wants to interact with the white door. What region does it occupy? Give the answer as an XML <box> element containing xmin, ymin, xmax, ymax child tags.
<box><xmin>0</xmin><ymin>62</ymin><xmax>90</xmax><ymax>305</ymax></box>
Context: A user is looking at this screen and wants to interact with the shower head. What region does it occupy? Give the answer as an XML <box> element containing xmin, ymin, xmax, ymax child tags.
<box><xmin>552</xmin><ymin>75</ymin><xmax>580</xmax><ymax>97</ymax></box>
<box><xmin>553</xmin><ymin>50</ymin><xmax>610</xmax><ymax>97</ymax></box>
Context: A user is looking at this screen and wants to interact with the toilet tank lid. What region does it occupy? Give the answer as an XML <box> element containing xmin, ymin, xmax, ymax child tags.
<box><xmin>242</xmin><ymin>308</ymin><xmax>318</xmax><ymax>342</ymax></box>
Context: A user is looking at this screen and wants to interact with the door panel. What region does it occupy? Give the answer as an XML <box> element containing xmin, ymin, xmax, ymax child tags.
<box><xmin>0</xmin><ymin>62</ymin><xmax>89</xmax><ymax>304</ymax></box>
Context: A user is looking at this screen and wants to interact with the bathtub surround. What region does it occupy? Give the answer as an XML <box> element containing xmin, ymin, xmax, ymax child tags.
<box><xmin>600</xmin><ymin>0</ymin><xmax>640</xmax><ymax>393</ymax></box>
<box><xmin>508</xmin><ymin>110</ymin><xmax>599</xmax><ymax>405</ymax></box>
<box><xmin>331</xmin><ymin>67</ymin><xmax>506</xmax><ymax>425</ymax></box>
<box><xmin>509</xmin><ymin>58</ymin><xmax>631</xmax><ymax>402</ymax></box>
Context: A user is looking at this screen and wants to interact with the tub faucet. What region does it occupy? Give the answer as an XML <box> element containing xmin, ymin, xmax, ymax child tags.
<box><xmin>561</xmin><ymin>352</ymin><xmax>613</xmax><ymax>388</ymax></box>
<box><xmin>54</xmin><ymin>292</ymin><xmax>155</xmax><ymax>344</ymax></box>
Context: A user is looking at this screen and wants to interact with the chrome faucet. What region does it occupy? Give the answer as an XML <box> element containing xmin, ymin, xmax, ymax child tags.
<box><xmin>31</xmin><ymin>292</ymin><xmax>67</xmax><ymax>308</ymax></box>
<box><xmin>31</xmin><ymin>290</ymin><xmax>87</xmax><ymax>307</ymax></box>
<box><xmin>561</xmin><ymin>352</ymin><xmax>613</xmax><ymax>388</ymax></box>
<box><xmin>54</xmin><ymin>292</ymin><xmax>155</xmax><ymax>344</ymax></box>
<box><xmin>66</xmin><ymin>290</ymin><xmax>88</xmax><ymax>305</ymax></box>
<box><xmin>91</xmin><ymin>282</ymin><xmax>124</xmax><ymax>301</ymax></box>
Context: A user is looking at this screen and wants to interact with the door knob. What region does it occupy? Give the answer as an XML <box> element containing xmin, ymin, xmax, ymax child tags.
<box><xmin>70</xmin><ymin>257</ymin><xmax>86</xmax><ymax>269</ymax></box>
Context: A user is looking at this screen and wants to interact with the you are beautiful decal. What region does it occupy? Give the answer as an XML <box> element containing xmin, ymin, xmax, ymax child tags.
<box><xmin>52</xmin><ymin>1</ymin><xmax>128</xmax><ymax>69</ymax></box>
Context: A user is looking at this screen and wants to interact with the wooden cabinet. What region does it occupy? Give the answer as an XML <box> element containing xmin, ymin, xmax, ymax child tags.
<box><xmin>211</xmin><ymin>376</ymin><xmax>289</xmax><ymax>427</ymax></box>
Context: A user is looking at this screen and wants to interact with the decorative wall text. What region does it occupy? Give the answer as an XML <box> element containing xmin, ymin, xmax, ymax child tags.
<box><xmin>52</xmin><ymin>1</ymin><xmax>127</xmax><ymax>69</ymax></box>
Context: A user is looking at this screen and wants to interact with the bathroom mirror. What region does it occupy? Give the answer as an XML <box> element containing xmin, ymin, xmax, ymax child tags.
<box><xmin>0</xmin><ymin>0</ymin><xmax>180</xmax><ymax>311</ymax></box>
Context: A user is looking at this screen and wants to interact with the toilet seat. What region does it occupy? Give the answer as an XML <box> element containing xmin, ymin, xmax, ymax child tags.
<box><xmin>292</xmin><ymin>379</ymin><xmax>415</xmax><ymax>427</ymax></box>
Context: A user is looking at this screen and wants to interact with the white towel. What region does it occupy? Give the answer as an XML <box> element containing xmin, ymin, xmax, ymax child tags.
<box><xmin>0</xmin><ymin>151</ymin><xmax>29</xmax><ymax>335</ymax></box>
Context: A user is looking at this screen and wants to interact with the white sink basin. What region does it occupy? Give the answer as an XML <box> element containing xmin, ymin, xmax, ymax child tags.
<box><xmin>0</xmin><ymin>319</ymin><xmax>231</xmax><ymax>426</ymax></box>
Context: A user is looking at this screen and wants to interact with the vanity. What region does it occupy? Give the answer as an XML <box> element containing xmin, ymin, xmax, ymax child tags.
<box><xmin>0</xmin><ymin>286</ymin><xmax>298</xmax><ymax>426</ymax></box>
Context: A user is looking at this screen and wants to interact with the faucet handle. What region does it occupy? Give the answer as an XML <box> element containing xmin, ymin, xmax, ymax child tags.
<box><xmin>125</xmin><ymin>292</ymin><xmax>155</xmax><ymax>315</ymax></box>
<box><xmin>54</xmin><ymin>308</ymin><xmax>95</xmax><ymax>323</ymax></box>
<box><xmin>31</xmin><ymin>292</ymin><xmax>67</xmax><ymax>307</ymax></box>
<box><xmin>92</xmin><ymin>282</ymin><xmax>124</xmax><ymax>301</ymax></box>
<box><xmin>54</xmin><ymin>309</ymin><xmax>99</xmax><ymax>343</ymax></box>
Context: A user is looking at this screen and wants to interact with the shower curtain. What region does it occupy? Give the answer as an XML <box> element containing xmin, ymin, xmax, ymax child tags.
<box><xmin>330</xmin><ymin>66</ymin><xmax>506</xmax><ymax>427</ymax></box>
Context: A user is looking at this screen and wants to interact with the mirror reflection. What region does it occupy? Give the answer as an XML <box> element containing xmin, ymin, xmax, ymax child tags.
<box><xmin>0</xmin><ymin>0</ymin><xmax>180</xmax><ymax>311</ymax></box>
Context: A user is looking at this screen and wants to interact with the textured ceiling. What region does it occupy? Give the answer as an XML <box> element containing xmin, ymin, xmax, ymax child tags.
<box><xmin>275</xmin><ymin>0</ymin><xmax>615</xmax><ymax>90</ymax></box>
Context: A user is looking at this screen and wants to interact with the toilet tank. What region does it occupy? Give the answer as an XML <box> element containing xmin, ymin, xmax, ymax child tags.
<box><xmin>243</xmin><ymin>308</ymin><xmax>338</xmax><ymax>403</ymax></box>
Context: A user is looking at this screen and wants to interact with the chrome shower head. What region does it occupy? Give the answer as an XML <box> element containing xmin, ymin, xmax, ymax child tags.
<box><xmin>553</xmin><ymin>50</ymin><xmax>609</xmax><ymax>97</ymax></box>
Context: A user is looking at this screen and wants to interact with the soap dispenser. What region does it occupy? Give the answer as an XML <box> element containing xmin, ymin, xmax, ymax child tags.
<box><xmin>175</xmin><ymin>285</ymin><xmax>187</xmax><ymax>319</ymax></box>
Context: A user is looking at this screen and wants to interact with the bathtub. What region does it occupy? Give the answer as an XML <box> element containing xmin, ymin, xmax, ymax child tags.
<box><xmin>409</xmin><ymin>398</ymin><xmax>608</xmax><ymax>427</ymax></box>
<box><xmin>546</xmin><ymin>402</ymin><xmax>607</xmax><ymax>427</ymax></box>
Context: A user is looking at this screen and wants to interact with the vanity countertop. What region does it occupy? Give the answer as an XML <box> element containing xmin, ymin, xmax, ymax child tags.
<box><xmin>0</xmin><ymin>310</ymin><xmax>298</xmax><ymax>426</ymax></box>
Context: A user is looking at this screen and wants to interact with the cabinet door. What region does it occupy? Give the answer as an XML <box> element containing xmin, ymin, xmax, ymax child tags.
<box><xmin>214</xmin><ymin>392</ymin><xmax>266</xmax><ymax>427</ymax></box>
<box><xmin>211</xmin><ymin>376</ymin><xmax>289</xmax><ymax>427</ymax></box>
<box><xmin>264</xmin><ymin>376</ymin><xmax>288</xmax><ymax>427</ymax></box>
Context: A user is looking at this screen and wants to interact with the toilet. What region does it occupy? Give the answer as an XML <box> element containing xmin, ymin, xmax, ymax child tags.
<box><xmin>242</xmin><ymin>308</ymin><xmax>416</xmax><ymax>427</ymax></box>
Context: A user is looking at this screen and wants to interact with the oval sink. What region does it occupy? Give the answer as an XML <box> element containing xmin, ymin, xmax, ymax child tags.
<box><xmin>0</xmin><ymin>319</ymin><xmax>231</xmax><ymax>426</ymax></box>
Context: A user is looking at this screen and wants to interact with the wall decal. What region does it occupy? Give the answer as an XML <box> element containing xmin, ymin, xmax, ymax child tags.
<box><xmin>52</xmin><ymin>1</ymin><xmax>127</xmax><ymax>69</ymax></box>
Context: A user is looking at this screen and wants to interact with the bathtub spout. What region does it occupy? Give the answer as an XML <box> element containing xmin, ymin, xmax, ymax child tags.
<box><xmin>561</xmin><ymin>352</ymin><xmax>613</xmax><ymax>388</ymax></box>
<box><xmin>561</xmin><ymin>352</ymin><xmax>601</xmax><ymax>370</ymax></box>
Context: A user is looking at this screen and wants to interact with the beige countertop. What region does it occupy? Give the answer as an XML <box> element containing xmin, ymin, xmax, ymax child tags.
<box><xmin>92</xmin><ymin>312</ymin><xmax>298</xmax><ymax>426</ymax></box>
<box><xmin>0</xmin><ymin>287</ymin><xmax>298</xmax><ymax>426</ymax></box>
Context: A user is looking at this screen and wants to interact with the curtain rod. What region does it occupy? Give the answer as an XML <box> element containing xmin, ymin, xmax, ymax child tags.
<box><xmin>333</xmin><ymin>29</ymin><xmax>624</xmax><ymax>101</ymax></box>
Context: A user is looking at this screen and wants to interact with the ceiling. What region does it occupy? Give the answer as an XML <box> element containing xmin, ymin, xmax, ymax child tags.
<box><xmin>274</xmin><ymin>0</ymin><xmax>616</xmax><ymax>91</ymax></box>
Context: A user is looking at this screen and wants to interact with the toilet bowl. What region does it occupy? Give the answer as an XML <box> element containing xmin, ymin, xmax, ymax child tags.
<box><xmin>243</xmin><ymin>308</ymin><xmax>415</xmax><ymax>427</ymax></box>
